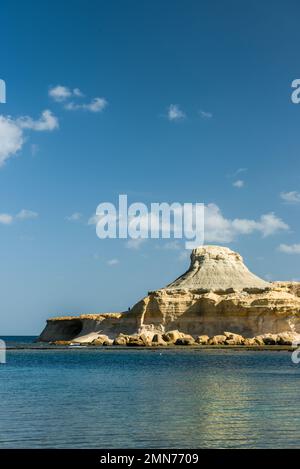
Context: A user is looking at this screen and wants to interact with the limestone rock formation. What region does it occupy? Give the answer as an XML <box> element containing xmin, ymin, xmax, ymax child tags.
<box><xmin>38</xmin><ymin>245</ymin><xmax>300</xmax><ymax>344</ymax></box>
<box><xmin>166</xmin><ymin>245</ymin><xmax>270</xmax><ymax>291</ymax></box>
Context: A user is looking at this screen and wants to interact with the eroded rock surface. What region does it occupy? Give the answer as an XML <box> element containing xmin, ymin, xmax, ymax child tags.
<box><xmin>39</xmin><ymin>245</ymin><xmax>300</xmax><ymax>344</ymax></box>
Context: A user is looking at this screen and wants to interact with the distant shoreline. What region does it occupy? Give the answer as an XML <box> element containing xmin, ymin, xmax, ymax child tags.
<box><xmin>5</xmin><ymin>344</ymin><xmax>295</xmax><ymax>352</ymax></box>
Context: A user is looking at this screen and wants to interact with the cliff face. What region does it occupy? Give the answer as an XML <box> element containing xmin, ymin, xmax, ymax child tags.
<box><xmin>38</xmin><ymin>245</ymin><xmax>300</xmax><ymax>342</ymax></box>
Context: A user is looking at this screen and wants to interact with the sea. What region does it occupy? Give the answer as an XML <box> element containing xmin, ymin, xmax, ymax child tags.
<box><xmin>0</xmin><ymin>336</ymin><xmax>300</xmax><ymax>448</ymax></box>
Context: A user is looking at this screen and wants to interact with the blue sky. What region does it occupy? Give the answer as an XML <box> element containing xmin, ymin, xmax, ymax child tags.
<box><xmin>1</xmin><ymin>0</ymin><xmax>300</xmax><ymax>334</ymax></box>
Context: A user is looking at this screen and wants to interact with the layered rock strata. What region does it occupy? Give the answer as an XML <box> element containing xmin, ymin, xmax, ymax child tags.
<box><xmin>39</xmin><ymin>245</ymin><xmax>300</xmax><ymax>344</ymax></box>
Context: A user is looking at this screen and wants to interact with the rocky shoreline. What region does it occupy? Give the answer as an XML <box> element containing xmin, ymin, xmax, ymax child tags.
<box><xmin>49</xmin><ymin>329</ymin><xmax>300</xmax><ymax>347</ymax></box>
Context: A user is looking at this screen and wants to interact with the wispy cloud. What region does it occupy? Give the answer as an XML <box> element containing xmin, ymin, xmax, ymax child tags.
<box><xmin>107</xmin><ymin>258</ymin><xmax>119</xmax><ymax>266</ymax></box>
<box><xmin>0</xmin><ymin>111</ymin><xmax>58</xmax><ymax>167</ymax></box>
<box><xmin>233</xmin><ymin>180</ymin><xmax>244</xmax><ymax>188</ymax></box>
<box><xmin>66</xmin><ymin>212</ymin><xmax>82</xmax><ymax>222</ymax></box>
<box><xmin>17</xmin><ymin>110</ymin><xmax>58</xmax><ymax>132</ymax></box>
<box><xmin>204</xmin><ymin>204</ymin><xmax>288</xmax><ymax>242</ymax></box>
<box><xmin>228</xmin><ymin>168</ymin><xmax>248</xmax><ymax>178</ymax></box>
<box><xmin>125</xmin><ymin>238</ymin><xmax>146</xmax><ymax>250</ymax></box>
<box><xmin>49</xmin><ymin>85</ymin><xmax>84</xmax><ymax>102</ymax></box>
<box><xmin>167</xmin><ymin>104</ymin><xmax>186</xmax><ymax>121</ymax></box>
<box><xmin>278</xmin><ymin>243</ymin><xmax>300</xmax><ymax>254</ymax></box>
<box><xmin>0</xmin><ymin>116</ymin><xmax>23</xmax><ymax>167</ymax></box>
<box><xmin>65</xmin><ymin>97</ymin><xmax>108</xmax><ymax>113</ymax></box>
<box><xmin>0</xmin><ymin>213</ymin><xmax>13</xmax><ymax>225</ymax></box>
<box><xmin>50</xmin><ymin>84</ymin><xmax>108</xmax><ymax>113</ymax></box>
<box><xmin>16</xmin><ymin>209</ymin><xmax>38</xmax><ymax>220</ymax></box>
<box><xmin>199</xmin><ymin>110</ymin><xmax>213</xmax><ymax>119</ymax></box>
<box><xmin>0</xmin><ymin>209</ymin><xmax>38</xmax><ymax>225</ymax></box>
<box><xmin>280</xmin><ymin>191</ymin><xmax>300</xmax><ymax>204</ymax></box>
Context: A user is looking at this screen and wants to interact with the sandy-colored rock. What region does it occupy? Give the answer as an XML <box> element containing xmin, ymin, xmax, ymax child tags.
<box><xmin>175</xmin><ymin>337</ymin><xmax>195</xmax><ymax>345</ymax></box>
<box><xmin>162</xmin><ymin>330</ymin><xmax>184</xmax><ymax>343</ymax></box>
<box><xmin>91</xmin><ymin>335</ymin><xmax>112</xmax><ymax>346</ymax></box>
<box><xmin>126</xmin><ymin>335</ymin><xmax>148</xmax><ymax>347</ymax></box>
<box><xmin>195</xmin><ymin>335</ymin><xmax>210</xmax><ymax>345</ymax></box>
<box><xmin>166</xmin><ymin>245</ymin><xmax>270</xmax><ymax>291</ymax></box>
<box><xmin>38</xmin><ymin>245</ymin><xmax>300</xmax><ymax>344</ymax></box>
<box><xmin>224</xmin><ymin>331</ymin><xmax>244</xmax><ymax>345</ymax></box>
<box><xmin>208</xmin><ymin>335</ymin><xmax>227</xmax><ymax>345</ymax></box>
<box><xmin>252</xmin><ymin>335</ymin><xmax>267</xmax><ymax>346</ymax></box>
<box><xmin>113</xmin><ymin>334</ymin><xmax>129</xmax><ymax>345</ymax></box>
<box><xmin>277</xmin><ymin>331</ymin><xmax>300</xmax><ymax>345</ymax></box>
<box><xmin>243</xmin><ymin>338</ymin><xmax>257</xmax><ymax>346</ymax></box>
<box><xmin>152</xmin><ymin>334</ymin><xmax>168</xmax><ymax>346</ymax></box>
<box><xmin>51</xmin><ymin>340</ymin><xmax>71</xmax><ymax>346</ymax></box>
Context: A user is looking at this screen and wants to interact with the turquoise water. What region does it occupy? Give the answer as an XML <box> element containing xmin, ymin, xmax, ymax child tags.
<box><xmin>0</xmin><ymin>341</ymin><xmax>300</xmax><ymax>448</ymax></box>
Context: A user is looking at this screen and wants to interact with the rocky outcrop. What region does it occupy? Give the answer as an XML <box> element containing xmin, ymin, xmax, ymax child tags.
<box><xmin>166</xmin><ymin>245</ymin><xmax>270</xmax><ymax>291</ymax></box>
<box><xmin>38</xmin><ymin>245</ymin><xmax>300</xmax><ymax>345</ymax></box>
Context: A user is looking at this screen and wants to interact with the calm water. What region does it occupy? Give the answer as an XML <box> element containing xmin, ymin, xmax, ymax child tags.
<box><xmin>0</xmin><ymin>338</ymin><xmax>300</xmax><ymax>448</ymax></box>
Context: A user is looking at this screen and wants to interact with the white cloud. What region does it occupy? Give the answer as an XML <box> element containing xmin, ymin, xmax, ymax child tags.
<box><xmin>0</xmin><ymin>209</ymin><xmax>38</xmax><ymax>225</ymax></box>
<box><xmin>0</xmin><ymin>110</ymin><xmax>58</xmax><ymax>168</ymax></box>
<box><xmin>228</xmin><ymin>168</ymin><xmax>248</xmax><ymax>178</ymax></box>
<box><xmin>280</xmin><ymin>191</ymin><xmax>300</xmax><ymax>204</ymax></box>
<box><xmin>204</xmin><ymin>204</ymin><xmax>288</xmax><ymax>242</ymax></box>
<box><xmin>49</xmin><ymin>85</ymin><xmax>72</xmax><ymax>102</ymax></box>
<box><xmin>107</xmin><ymin>258</ymin><xmax>119</xmax><ymax>266</ymax></box>
<box><xmin>233</xmin><ymin>180</ymin><xmax>244</xmax><ymax>188</ymax></box>
<box><xmin>73</xmin><ymin>88</ymin><xmax>84</xmax><ymax>97</ymax></box>
<box><xmin>278</xmin><ymin>243</ymin><xmax>300</xmax><ymax>254</ymax></box>
<box><xmin>199</xmin><ymin>110</ymin><xmax>213</xmax><ymax>119</ymax></box>
<box><xmin>167</xmin><ymin>104</ymin><xmax>186</xmax><ymax>121</ymax></box>
<box><xmin>18</xmin><ymin>110</ymin><xmax>58</xmax><ymax>131</ymax></box>
<box><xmin>89</xmin><ymin>203</ymin><xmax>288</xmax><ymax>246</ymax></box>
<box><xmin>49</xmin><ymin>85</ymin><xmax>84</xmax><ymax>102</ymax></box>
<box><xmin>66</xmin><ymin>212</ymin><xmax>82</xmax><ymax>222</ymax></box>
<box><xmin>49</xmin><ymin>84</ymin><xmax>107</xmax><ymax>113</ymax></box>
<box><xmin>65</xmin><ymin>97</ymin><xmax>108</xmax><ymax>113</ymax></box>
<box><xmin>0</xmin><ymin>213</ymin><xmax>13</xmax><ymax>225</ymax></box>
<box><xmin>88</xmin><ymin>213</ymin><xmax>102</xmax><ymax>225</ymax></box>
<box><xmin>0</xmin><ymin>116</ymin><xmax>24</xmax><ymax>167</ymax></box>
<box><xmin>125</xmin><ymin>238</ymin><xmax>146</xmax><ymax>250</ymax></box>
<box><xmin>16</xmin><ymin>209</ymin><xmax>38</xmax><ymax>220</ymax></box>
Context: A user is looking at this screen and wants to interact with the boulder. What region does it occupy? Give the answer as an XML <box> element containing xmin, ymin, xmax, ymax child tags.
<box><xmin>162</xmin><ymin>330</ymin><xmax>184</xmax><ymax>343</ymax></box>
<box><xmin>126</xmin><ymin>335</ymin><xmax>147</xmax><ymax>347</ymax></box>
<box><xmin>91</xmin><ymin>334</ymin><xmax>112</xmax><ymax>346</ymax></box>
<box><xmin>195</xmin><ymin>335</ymin><xmax>210</xmax><ymax>345</ymax></box>
<box><xmin>175</xmin><ymin>336</ymin><xmax>195</xmax><ymax>346</ymax></box>
<box><xmin>113</xmin><ymin>334</ymin><xmax>129</xmax><ymax>346</ymax></box>
<box><xmin>259</xmin><ymin>334</ymin><xmax>278</xmax><ymax>345</ymax></box>
<box><xmin>243</xmin><ymin>338</ymin><xmax>257</xmax><ymax>346</ymax></box>
<box><xmin>224</xmin><ymin>331</ymin><xmax>245</xmax><ymax>345</ymax></box>
<box><xmin>276</xmin><ymin>331</ymin><xmax>300</xmax><ymax>346</ymax></box>
<box><xmin>152</xmin><ymin>334</ymin><xmax>168</xmax><ymax>346</ymax></box>
<box><xmin>252</xmin><ymin>335</ymin><xmax>268</xmax><ymax>346</ymax></box>
<box><xmin>208</xmin><ymin>335</ymin><xmax>227</xmax><ymax>345</ymax></box>
<box><xmin>102</xmin><ymin>339</ymin><xmax>113</xmax><ymax>346</ymax></box>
